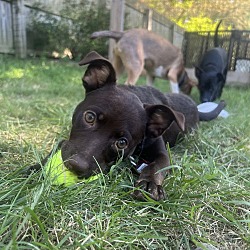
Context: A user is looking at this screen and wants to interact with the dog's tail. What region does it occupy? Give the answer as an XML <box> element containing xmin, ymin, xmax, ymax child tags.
<box><xmin>214</xmin><ymin>20</ymin><xmax>222</xmax><ymax>47</ymax></box>
<box><xmin>198</xmin><ymin>100</ymin><xmax>226</xmax><ymax>121</ymax></box>
<box><xmin>91</xmin><ymin>30</ymin><xmax>124</xmax><ymax>42</ymax></box>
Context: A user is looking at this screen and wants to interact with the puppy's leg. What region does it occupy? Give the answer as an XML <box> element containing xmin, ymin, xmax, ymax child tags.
<box><xmin>133</xmin><ymin>138</ymin><xmax>168</xmax><ymax>201</ymax></box>
<box><xmin>133</xmin><ymin>159</ymin><xmax>167</xmax><ymax>201</ymax></box>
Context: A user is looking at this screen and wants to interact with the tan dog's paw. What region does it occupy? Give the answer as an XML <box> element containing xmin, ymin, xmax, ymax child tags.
<box><xmin>132</xmin><ymin>180</ymin><xmax>166</xmax><ymax>201</ymax></box>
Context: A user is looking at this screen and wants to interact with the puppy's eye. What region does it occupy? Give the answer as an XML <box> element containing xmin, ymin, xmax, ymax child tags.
<box><xmin>115</xmin><ymin>138</ymin><xmax>128</xmax><ymax>150</ymax></box>
<box><xmin>84</xmin><ymin>111</ymin><xmax>96</xmax><ymax>124</ymax></box>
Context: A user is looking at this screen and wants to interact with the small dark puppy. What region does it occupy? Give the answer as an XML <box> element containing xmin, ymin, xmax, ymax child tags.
<box><xmin>29</xmin><ymin>51</ymin><xmax>225</xmax><ymax>201</ymax></box>
<box><xmin>195</xmin><ymin>47</ymin><xmax>228</xmax><ymax>103</ymax></box>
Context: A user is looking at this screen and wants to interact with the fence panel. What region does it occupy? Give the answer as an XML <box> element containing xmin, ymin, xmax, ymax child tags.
<box><xmin>151</xmin><ymin>11</ymin><xmax>173</xmax><ymax>41</ymax></box>
<box><xmin>0</xmin><ymin>0</ymin><xmax>13</xmax><ymax>53</ymax></box>
<box><xmin>125</xmin><ymin>3</ymin><xmax>144</xmax><ymax>29</ymax></box>
<box><xmin>125</xmin><ymin>0</ymin><xmax>184</xmax><ymax>48</ymax></box>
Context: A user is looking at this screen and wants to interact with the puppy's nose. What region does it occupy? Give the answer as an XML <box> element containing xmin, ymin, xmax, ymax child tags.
<box><xmin>65</xmin><ymin>157</ymin><xmax>92</xmax><ymax>178</ymax></box>
<box><xmin>201</xmin><ymin>98</ymin><xmax>209</xmax><ymax>103</ymax></box>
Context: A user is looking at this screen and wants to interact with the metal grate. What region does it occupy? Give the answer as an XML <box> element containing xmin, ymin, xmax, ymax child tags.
<box><xmin>235</xmin><ymin>59</ymin><xmax>250</xmax><ymax>73</ymax></box>
<box><xmin>183</xmin><ymin>30</ymin><xmax>250</xmax><ymax>71</ymax></box>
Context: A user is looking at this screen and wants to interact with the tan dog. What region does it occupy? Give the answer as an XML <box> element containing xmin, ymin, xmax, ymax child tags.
<box><xmin>91</xmin><ymin>28</ymin><xmax>195</xmax><ymax>94</ymax></box>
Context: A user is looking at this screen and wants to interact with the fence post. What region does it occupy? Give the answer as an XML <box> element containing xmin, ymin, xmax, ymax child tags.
<box><xmin>109</xmin><ymin>0</ymin><xmax>125</xmax><ymax>61</ymax></box>
<box><xmin>169</xmin><ymin>24</ymin><xmax>175</xmax><ymax>44</ymax></box>
<box><xmin>12</xmin><ymin>0</ymin><xmax>27</xmax><ymax>58</ymax></box>
<box><xmin>143</xmin><ymin>9</ymin><xmax>153</xmax><ymax>30</ymax></box>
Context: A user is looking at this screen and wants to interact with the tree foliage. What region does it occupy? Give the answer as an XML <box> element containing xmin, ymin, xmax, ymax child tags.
<box><xmin>140</xmin><ymin>0</ymin><xmax>250</xmax><ymax>31</ymax></box>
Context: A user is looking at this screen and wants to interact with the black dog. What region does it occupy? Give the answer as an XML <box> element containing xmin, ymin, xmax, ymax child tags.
<box><xmin>29</xmin><ymin>51</ymin><xmax>225</xmax><ymax>201</ymax></box>
<box><xmin>195</xmin><ymin>47</ymin><xmax>228</xmax><ymax>103</ymax></box>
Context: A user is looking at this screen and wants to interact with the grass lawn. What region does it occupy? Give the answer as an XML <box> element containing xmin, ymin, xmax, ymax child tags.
<box><xmin>0</xmin><ymin>54</ymin><xmax>250</xmax><ymax>249</ymax></box>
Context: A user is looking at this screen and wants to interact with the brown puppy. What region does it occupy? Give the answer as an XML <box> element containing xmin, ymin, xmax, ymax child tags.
<box><xmin>29</xmin><ymin>51</ymin><xmax>225</xmax><ymax>201</ymax></box>
<box><xmin>91</xmin><ymin>28</ymin><xmax>196</xmax><ymax>94</ymax></box>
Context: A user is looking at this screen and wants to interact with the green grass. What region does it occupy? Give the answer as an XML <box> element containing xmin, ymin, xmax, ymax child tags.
<box><xmin>0</xmin><ymin>54</ymin><xmax>250</xmax><ymax>249</ymax></box>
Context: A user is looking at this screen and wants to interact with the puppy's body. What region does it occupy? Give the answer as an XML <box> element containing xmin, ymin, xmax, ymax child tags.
<box><xmin>195</xmin><ymin>47</ymin><xmax>228</xmax><ymax>103</ymax></box>
<box><xmin>91</xmin><ymin>28</ymin><xmax>195</xmax><ymax>94</ymax></box>
<box><xmin>29</xmin><ymin>51</ymin><xmax>225</xmax><ymax>201</ymax></box>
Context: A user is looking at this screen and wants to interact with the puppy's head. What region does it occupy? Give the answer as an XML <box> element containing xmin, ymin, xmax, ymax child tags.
<box><xmin>195</xmin><ymin>67</ymin><xmax>225</xmax><ymax>103</ymax></box>
<box><xmin>61</xmin><ymin>51</ymin><xmax>184</xmax><ymax>178</ymax></box>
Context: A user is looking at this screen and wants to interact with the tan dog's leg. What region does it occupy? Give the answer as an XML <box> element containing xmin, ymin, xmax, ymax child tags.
<box><xmin>118</xmin><ymin>43</ymin><xmax>144</xmax><ymax>85</ymax></box>
<box><xmin>113</xmin><ymin>53</ymin><xmax>124</xmax><ymax>79</ymax></box>
<box><xmin>170</xmin><ymin>81</ymin><xmax>179</xmax><ymax>93</ymax></box>
<box><xmin>126</xmin><ymin>67</ymin><xmax>143</xmax><ymax>85</ymax></box>
<box><xmin>146</xmin><ymin>74</ymin><xmax>154</xmax><ymax>86</ymax></box>
<box><xmin>123</xmin><ymin>58</ymin><xmax>144</xmax><ymax>85</ymax></box>
<box><xmin>168</xmin><ymin>67</ymin><xmax>180</xmax><ymax>93</ymax></box>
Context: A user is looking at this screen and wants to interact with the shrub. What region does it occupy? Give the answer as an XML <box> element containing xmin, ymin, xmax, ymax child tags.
<box><xmin>27</xmin><ymin>0</ymin><xmax>110</xmax><ymax>60</ymax></box>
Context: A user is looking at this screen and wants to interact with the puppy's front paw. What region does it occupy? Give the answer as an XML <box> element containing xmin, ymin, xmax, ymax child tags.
<box><xmin>133</xmin><ymin>180</ymin><xmax>166</xmax><ymax>201</ymax></box>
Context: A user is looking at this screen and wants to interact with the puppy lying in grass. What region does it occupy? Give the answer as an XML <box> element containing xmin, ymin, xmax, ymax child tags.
<box><xmin>29</xmin><ymin>51</ymin><xmax>226</xmax><ymax>201</ymax></box>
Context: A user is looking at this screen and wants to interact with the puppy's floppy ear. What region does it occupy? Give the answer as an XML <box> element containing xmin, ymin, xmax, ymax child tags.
<box><xmin>145</xmin><ymin>104</ymin><xmax>185</xmax><ymax>138</ymax></box>
<box><xmin>194</xmin><ymin>66</ymin><xmax>203</xmax><ymax>79</ymax></box>
<box><xmin>79</xmin><ymin>51</ymin><xmax>116</xmax><ymax>92</ymax></box>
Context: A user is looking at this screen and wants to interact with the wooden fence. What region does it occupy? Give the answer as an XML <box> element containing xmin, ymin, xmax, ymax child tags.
<box><xmin>0</xmin><ymin>0</ymin><xmax>13</xmax><ymax>54</ymax></box>
<box><xmin>0</xmin><ymin>0</ymin><xmax>184</xmax><ymax>58</ymax></box>
<box><xmin>125</xmin><ymin>0</ymin><xmax>184</xmax><ymax>48</ymax></box>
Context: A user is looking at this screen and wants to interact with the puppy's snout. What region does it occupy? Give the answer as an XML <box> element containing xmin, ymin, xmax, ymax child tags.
<box><xmin>201</xmin><ymin>98</ymin><xmax>209</xmax><ymax>103</ymax></box>
<box><xmin>65</xmin><ymin>156</ymin><xmax>92</xmax><ymax>178</ymax></box>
